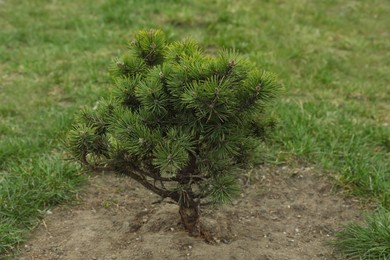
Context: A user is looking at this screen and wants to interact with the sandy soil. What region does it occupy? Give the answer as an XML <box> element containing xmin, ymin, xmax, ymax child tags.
<box><xmin>15</xmin><ymin>165</ymin><xmax>363</xmax><ymax>260</ymax></box>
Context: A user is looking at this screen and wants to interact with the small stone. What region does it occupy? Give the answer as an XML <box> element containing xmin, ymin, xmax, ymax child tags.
<box><xmin>122</xmin><ymin>221</ymin><xmax>130</xmax><ymax>230</ymax></box>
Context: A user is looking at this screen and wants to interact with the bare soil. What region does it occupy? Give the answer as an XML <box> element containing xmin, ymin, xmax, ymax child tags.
<box><xmin>16</xmin><ymin>165</ymin><xmax>363</xmax><ymax>260</ymax></box>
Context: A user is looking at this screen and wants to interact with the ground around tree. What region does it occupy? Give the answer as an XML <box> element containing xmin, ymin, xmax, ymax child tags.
<box><xmin>16</xmin><ymin>164</ymin><xmax>363</xmax><ymax>260</ymax></box>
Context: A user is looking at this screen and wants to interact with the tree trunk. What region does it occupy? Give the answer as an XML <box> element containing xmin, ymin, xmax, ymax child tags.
<box><xmin>179</xmin><ymin>204</ymin><xmax>200</xmax><ymax>236</ymax></box>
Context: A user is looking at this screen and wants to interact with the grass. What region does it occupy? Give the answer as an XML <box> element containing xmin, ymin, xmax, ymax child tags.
<box><xmin>0</xmin><ymin>0</ymin><xmax>389</xmax><ymax>258</ymax></box>
<box><xmin>0</xmin><ymin>157</ymin><xmax>84</xmax><ymax>254</ymax></box>
<box><xmin>330</xmin><ymin>208</ymin><xmax>390</xmax><ymax>259</ymax></box>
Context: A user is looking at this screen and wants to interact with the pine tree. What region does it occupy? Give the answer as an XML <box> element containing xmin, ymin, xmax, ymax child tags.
<box><xmin>67</xmin><ymin>29</ymin><xmax>279</xmax><ymax>237</ymax></box>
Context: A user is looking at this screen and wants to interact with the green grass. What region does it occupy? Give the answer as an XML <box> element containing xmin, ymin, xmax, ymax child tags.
<box><xmin>330</xmin><ymin>208</ymin><xmax>390</xmax><ymax>259</ymax></box>
<box><xmin>0</xmin><ymin>157</ymin><xmax>84</xmax><ymax>254</ymax></box>
<box><xmin>0</xmin><ymin>0</ymin><xmax>389</xmax><ymax>258</ymax></box>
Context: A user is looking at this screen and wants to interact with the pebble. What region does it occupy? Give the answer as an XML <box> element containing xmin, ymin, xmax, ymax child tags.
<box><xmin>122</xmin><ymin>221</ymin><xmax>130</xmax><ymax>229</ymax></box>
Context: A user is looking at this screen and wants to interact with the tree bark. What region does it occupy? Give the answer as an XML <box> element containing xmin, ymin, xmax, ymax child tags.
<box><xmin>179</xmin><ymin>203</ymin><xmax>200</xmax><ymax>236</ymax></box>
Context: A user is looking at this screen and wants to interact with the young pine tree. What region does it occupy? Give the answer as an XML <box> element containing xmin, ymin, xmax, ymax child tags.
<box><xmin>67</xmin><ymin>29</ymin><xmax>279</xmax><ymax>237</ymax></box>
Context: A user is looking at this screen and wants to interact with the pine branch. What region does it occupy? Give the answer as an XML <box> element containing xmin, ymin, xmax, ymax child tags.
<box><xmin>119</xmin><ymin>165</ymin><xmax>180</xmax><ymax>202</ymax></box>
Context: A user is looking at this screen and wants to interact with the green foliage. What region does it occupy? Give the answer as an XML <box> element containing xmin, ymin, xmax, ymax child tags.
<box><xmin>330</xmin><ymin>208</ymin><xmax>390</xmax><ymax>259</ymax></box>
<box><xmin>67</xmin><ymin>29</ymin><xmax>279</xmax><ymax>209</ymax></box>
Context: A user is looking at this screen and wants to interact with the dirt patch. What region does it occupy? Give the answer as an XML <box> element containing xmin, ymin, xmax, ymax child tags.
<box><xmin>15</xmin><ymin>165</ymin><xmax>363</xmax><ymax>260</ymax></box>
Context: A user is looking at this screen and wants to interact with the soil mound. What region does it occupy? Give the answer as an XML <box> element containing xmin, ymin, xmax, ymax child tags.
<box><xmin>16</xmin><ymin>165</ymin><xmax>362</xmax><ymax>260</ymax></box>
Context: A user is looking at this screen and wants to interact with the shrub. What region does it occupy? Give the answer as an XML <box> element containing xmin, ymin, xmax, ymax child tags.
<box><xmin>67</xmin><ymin>29</ymin><xmax>279</xmax><ymax>236</ymax></box>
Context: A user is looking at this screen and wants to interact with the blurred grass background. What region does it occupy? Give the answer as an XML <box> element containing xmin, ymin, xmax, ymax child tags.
<box><xmin>1</xmin><ymin>0</ymin><xmax>389</xmax><ymax>257</ymax></box>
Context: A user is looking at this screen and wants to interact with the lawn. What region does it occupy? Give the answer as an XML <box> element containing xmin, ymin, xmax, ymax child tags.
<box><xmin>1</xmin><ymin>0</ymin><xmax>389</xmax><ymax>258</ymax></box>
